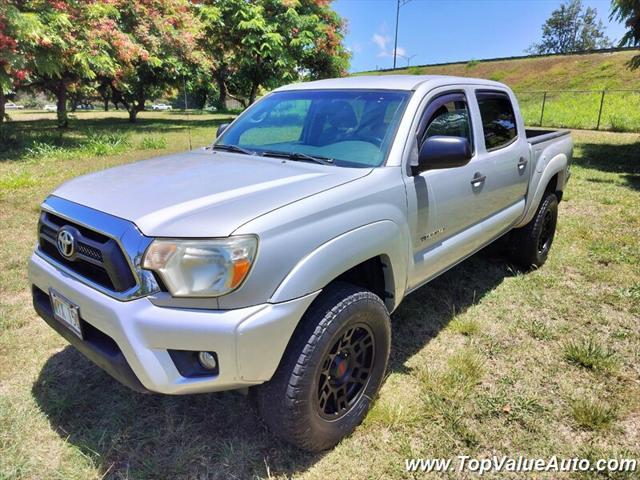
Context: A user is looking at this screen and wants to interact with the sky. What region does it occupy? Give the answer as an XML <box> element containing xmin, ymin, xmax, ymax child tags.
<box><xmin>332</xmin><ymin>0</ymin><xmax>628</xmax><ymax>72</ymax></box>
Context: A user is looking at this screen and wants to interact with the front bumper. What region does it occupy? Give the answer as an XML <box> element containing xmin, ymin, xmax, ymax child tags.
<box><xmin>29</xmin><ymin>253</ymin><xmax>319</xmax><ymax>394</ymax></box>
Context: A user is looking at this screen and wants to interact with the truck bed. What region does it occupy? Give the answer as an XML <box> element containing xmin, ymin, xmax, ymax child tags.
<box><xmin>525</xmin><ymin>128</ymin><xmax>571</xmax><ymax>145</ymax></box>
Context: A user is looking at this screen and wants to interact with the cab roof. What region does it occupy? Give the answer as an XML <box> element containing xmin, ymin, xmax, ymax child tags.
<box><xmin>273</xmin><ymin>74</ymin><xmax>507</xmax><ymax>92</ymax></box>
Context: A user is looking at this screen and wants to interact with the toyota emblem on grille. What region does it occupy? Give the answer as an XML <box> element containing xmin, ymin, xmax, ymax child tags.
<box><xmin>56</xmin><ymin>229</ymin><xmax>76</xmax><ymax>258</ymax></box>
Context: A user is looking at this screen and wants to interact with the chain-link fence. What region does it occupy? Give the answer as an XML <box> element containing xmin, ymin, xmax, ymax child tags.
<box><xmin>516</xmin><ymin>90</ymin><xmax>640</xmax><ymax>132</ymax></box>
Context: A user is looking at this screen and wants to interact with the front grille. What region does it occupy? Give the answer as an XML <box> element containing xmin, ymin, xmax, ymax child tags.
<box><xmin>76</xmin><ymin>242</ymin><xmax>103</xmax><ymax>262</ymax></box>
<box><xmin>38</xmin><ymin>211</ymin><xmax>137</xmax><ymax>292</ymax></box>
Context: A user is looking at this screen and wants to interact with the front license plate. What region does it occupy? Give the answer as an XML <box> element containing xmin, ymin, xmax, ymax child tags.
<box><xmin>50</xmin><ymin>289</ymin><xmax>83</xmax><ymax>339</ymax></box>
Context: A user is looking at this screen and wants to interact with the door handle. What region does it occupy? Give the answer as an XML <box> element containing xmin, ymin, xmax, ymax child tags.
<box><xmin>470</xmin><ymin>172</ymin><xmax>486</xmax><ymax>187</ymax></box>
<box><xmin>518</xmin><ymin>157</ymin><xmax>528</xmax><ymax>171</ymax></box>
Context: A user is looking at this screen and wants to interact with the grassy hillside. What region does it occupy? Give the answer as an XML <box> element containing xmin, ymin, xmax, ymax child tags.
<box><xmin>360</xmin><ymin>50</ymin><xmax>640</xmax><ymax>131</ymax></box>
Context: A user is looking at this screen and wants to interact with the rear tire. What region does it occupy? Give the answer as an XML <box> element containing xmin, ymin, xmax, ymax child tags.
<box><xmin>256</xmin><ymin>282</ymin><xmax>391</xmax><ymax>452</ymax></box>
<box><xmin>510</xmin><ymin>192</ymin><xmax>558</xmax><ymax>269</ymax></box>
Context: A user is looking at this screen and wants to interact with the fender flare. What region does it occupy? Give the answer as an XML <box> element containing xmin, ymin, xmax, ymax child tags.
<box><xmin>516</xmin><ymin>153</ymin><xmax>568</xmax><ymax>227</ymax></box>
<box><xmin>270</xmin><ymin>220</ymin><xmax>407</xmax><ymax>309</ymax></box>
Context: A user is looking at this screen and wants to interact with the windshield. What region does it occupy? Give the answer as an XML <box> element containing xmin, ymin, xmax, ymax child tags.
<box><xmin>216</xmin><ymin>89</ymin><xmax>411</xmax><ymax>168</ymax></box>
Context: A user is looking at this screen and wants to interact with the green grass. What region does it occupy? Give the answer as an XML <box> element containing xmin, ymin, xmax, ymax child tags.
<box><xmin>360</xmin><ymin>49</ymin><xmax>640</xmax><ymax>132</ymax></box>
<box><xmin>564</xmin><ymin>338</ymin><xmax>618</xmax><ymax>372</ymax></box>
<box><xmin>0</xmin><ymin>172</ymin><xmax>37</xmax><ymax>190</ymax></box>
<box><xmin>447</xmin><ymin>316</ymin><xmax>480</xmax><ymax>336</ymax></box>
<box><xmin>522</xmin><ymin>318</ymin><xmax>554</xmax><ymax>341</ymax></box>
<box><xmin>570</xmin><ymin>397</ymin><xmax>618</xmax><ymax>431</ymax></box>
<box><xmin>518</xmin><ymin>90</ymin><xmax>640</xmax><ymax>132</ymax></box>
<box><xmin>0</xmin><ymin>116</ymin><xmax>639</xmax><ymax>478</ymax></box>
<box><xmin>139</xmin><ymin>135</ymin><xmax>168</xmax><ymax>150</ymax></box>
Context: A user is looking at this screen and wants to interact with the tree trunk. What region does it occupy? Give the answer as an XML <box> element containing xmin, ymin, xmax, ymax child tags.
<box><xmin>0</xmin><ymin>90</ymin><xmax>5</xmax><ymax>129</ymax></box>
<box><xmin>215</xmin><ymin>71</ymin><xmax>227</xmax><ymax>111</ymax></box>
<box><xmin>248</xmin><ymin>55</ymin><xmax>261</xmax><ymax>105</ymax></box>
<box><xmin>97</xmin><ymin>81</ymin><xmax>110</xmax><ymax>111</ymax></box>
<box><xmin>249</xmin><ymin>81</ymin><xmax>259</xmax><ymax>105</ymax></box>
<box><xmin>192</xmin><ymin>86</ymin><xmax>207</xmax><ymax>110</ymax></box>
<box><xmin>127</xmin><ymin>97</ymin><xmax>145</xmax><ymax>123</ymax></box>
<box><xmin>56</xmin><ymin>85</ymin><xmax>69</xmax><ymax>128</ymax></box>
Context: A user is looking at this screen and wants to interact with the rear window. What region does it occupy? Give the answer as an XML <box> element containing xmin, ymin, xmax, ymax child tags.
<box><xmin>476</xmin><ymin>91</ymin><xmax>517</xmax><ymax>150</ymax></box>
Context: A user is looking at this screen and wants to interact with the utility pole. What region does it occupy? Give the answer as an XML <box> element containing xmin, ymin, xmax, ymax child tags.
<box><xmin>393</xmin><ymin>0</ymin><xmax>413</xmax><ymax>70</ymax></box>
<box><xmin>393</xmin><ymin>0</ymin><xmax>400</xmax><ymax>69</ymax></box>
<box><xmin>183</xmin><ymin>77</ymin><xmax>192</xmax><ymax>151</ymax></box>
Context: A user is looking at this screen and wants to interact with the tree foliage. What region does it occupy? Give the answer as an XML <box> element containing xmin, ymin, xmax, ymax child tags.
<box><xmin>611</xmin><ymin>0</ymin><xmax>640</xmax><ymax>69</ymax></box>
<box><xmin>1</xmin><ymin>0</ymin><xmax>350</xmax><ymax>126</ymax></box>
<box><xmin>99</xmin><ymin>0</ymin><xmax>208</xmax><ymax>122</ymax></box>
<box><xmin>199</xmin><ymin>0</ymin><xmax>350</xmax><ymax>108</ymax></box>
<box><xmin>1</xmin><ymin>0</ymin><xmax>124</xmax><ymax>127</ymax></box>
<box><xmin>528</xmin><ymin>0</ymin><xmax>612</xmax><ymax>55</ymax></box>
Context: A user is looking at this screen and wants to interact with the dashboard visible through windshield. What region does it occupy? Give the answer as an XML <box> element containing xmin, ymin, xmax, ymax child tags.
<box><xmin>216</xmin><ymin>89</ymin><xmax>411</xmax><ymax>168</ymax></box>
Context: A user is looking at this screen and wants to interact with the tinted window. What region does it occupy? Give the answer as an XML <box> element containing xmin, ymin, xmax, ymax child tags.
<box><xmin>424</xmin><ymin>100</ymin><xmax>471</xmax><ymax>142</ymax></box>
<box><xmin>418</xmin><ymin>93</ymin><xmax>472</xmax><ymax>150</ymax></box>
<box><xmin>476</xmin><ymin>91</ymin><xmax>517</xmax><ymax>150</ymax></box>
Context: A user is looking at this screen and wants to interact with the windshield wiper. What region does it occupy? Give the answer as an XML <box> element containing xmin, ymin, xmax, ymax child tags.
<box><xmin>212</xmin><ymin>143</ymin><xmax>254</xmax><ymax>155</ymax></box>
<box><xmin>261</xmin><ymin>150</ymin><xmax>335</xmax><ymax>166</ymax></box>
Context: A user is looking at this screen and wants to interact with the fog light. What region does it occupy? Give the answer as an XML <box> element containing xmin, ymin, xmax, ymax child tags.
<box><xmin>198</xmin><ymin>351</ymin><xmax>218</xmax><ymax>370</ymax></box>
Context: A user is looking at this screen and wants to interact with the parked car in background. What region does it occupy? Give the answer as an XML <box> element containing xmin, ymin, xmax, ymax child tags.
<box><xmin>152</xmin><ymin>103</ymin><xmax>172</xmax><ymax>111</ymax></box>
<box><xmin>4</xmin><ymin>102</ymin><xmax>24</xmax><ymax>110</ymax></box>
<box><xmin>76</xmin><ymin>104</ymin><xmax>95</xmax><ymax>110</ymax></box>
<box><xmin>43</xmin><ymin>104</ymin><xmax>57</xmax><ymax>112</ymax></box>
<box><xmin>29</xmin><ymin>75</ymin><xmax>572</xmax><ymax>452</ymax></box>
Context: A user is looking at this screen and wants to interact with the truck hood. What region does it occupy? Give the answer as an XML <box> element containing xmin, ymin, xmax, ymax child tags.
<box><xmin>52</xmin><ymin>149</ymin><xmax>370</xmax><ymax>237</ymax></box>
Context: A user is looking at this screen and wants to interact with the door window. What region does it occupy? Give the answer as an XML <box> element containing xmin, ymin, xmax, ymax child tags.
<box><xmin>417</xmin><ymin>92</ymin><xmax>472</xmax><ymax>148</ymax></box>
<box><xmin>476</xmin><ymin>91</ymin><xmax>517</xmax><ymax>150</ymax></box>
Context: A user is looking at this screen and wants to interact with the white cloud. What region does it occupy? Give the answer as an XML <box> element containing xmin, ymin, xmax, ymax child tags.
<box><xmin>372</xmin><ymin>25</ymin><xmax>405</xmax><ymax>59</ymax></box>
<box><xmin>372</xmin><ymin>33</ymin><xmax>389</xmax><ymax>51</ymax></box>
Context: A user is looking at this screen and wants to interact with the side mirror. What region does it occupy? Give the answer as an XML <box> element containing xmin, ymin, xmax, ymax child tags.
<box><xmin>413</xmin><ymin>136</ymin><xmax>472</xmax><ymax>174</ymax></box>
<box><xmin>216</xmin><ymin>123</ymin><xmax>230</xmax><ymax>139</ymax></box>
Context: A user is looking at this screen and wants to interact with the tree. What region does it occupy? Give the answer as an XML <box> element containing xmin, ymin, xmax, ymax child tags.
<box><xmin>200</xmin><ymin>0</ymin><xmax>350</xmax><ymax>109</ymax></box>
<box><xmin>0</xmin><ymin>1</ymin><xmax>36</xmax><ymax>128</ymax></box>
<box><xmin>528</xmin><ymin>0</ymin><xmax>612</xmax><ymax>55</ymax></box>
<box><xmin>611</xmin><ymin>0</ymin><xmax>640</xmax><ymax>69</ymax></box>
<box><xmin>99</xmin><ymin>0</ymin><xmax>208</xmax><ymax>123</ymax></box>
<box><xmin>1</xmin><ymin>1</ymin><xmax>122</xmax><ymax>128</ymax></box>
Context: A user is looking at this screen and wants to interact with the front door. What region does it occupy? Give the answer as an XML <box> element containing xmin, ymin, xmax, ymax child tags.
<box><xmin>404</xmin><ymin>89</ymin><xmax>488</xmax><ymax>288</ymax></box>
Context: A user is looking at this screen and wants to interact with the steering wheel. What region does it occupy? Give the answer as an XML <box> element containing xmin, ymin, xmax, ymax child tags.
<box><xmin>352</xmin><ymin>133</ymin><xmax>384</xmax><ymax>147</ymax></box>
<box><xmin>248</xmin><ymin>110</ymin><xmax>267</xmax><ymax>123</ymax></box>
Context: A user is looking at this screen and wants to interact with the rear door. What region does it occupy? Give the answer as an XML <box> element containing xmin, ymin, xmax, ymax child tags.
<box><xmin>473</xmin><ymin>90</ymin><xmax>530</xmax><ymax>213</ymax></box>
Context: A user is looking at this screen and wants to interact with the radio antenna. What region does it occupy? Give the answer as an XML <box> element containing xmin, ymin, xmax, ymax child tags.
<box><xmin>183</xmin><ymin>77</ymin><xmax>192</xmax><ymax>150</ymax></box>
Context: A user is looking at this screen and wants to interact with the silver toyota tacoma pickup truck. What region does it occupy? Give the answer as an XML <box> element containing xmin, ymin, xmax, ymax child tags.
<box><xmin>29</xmin><ymin>75</ymin><xmax>572</xmax><ymax>451</ymax></box>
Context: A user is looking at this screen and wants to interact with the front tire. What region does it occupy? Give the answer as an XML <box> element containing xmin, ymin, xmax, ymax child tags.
<box><xmin>510</xmin><ymin>192</ymin><xmax>558</xmax><ymax>269</ymax></box>
<box><xmin>256</xmin><ymin>282</ymin><xmax>391</xmax><ymax>452</ymax></box>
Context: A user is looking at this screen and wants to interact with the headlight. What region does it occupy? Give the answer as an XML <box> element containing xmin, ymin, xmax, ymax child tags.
<box><xmin>142</xmin><ymin>236</ymin><xmax>258</xmax><ymax>297</ymax></box>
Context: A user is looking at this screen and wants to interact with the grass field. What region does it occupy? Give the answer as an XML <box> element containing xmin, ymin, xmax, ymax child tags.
<box><xmin>0</xmin><ymin>112</ymin><xmax>639</xmax><ymax>479</ymax></box>
<box><xmin>361</xmin><ymin>49</ymin><xmax>640</xmax><ymax>132</ymax></box>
